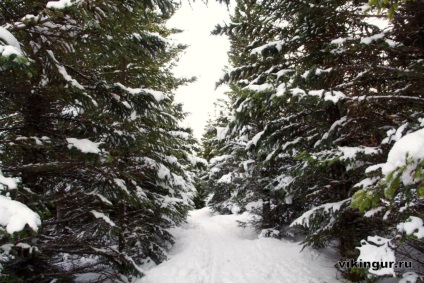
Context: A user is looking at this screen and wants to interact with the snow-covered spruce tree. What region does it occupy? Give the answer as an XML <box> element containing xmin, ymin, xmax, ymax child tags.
<box><xmin>189</xmin><ymin>102</ymin><xmax>228</xmax><ymax>209</ymax></box>
<box><xmin>212</xmin><ymin>0</ymin><xmax>358</xmax><ymax>236</ymax></box>
<box><xmin>350</xmin><ymin>1</ymin><xmax>424</xmax><ymax>280</ymax></box>
<box><xmin>212</xmin><ymin>0</ymin><xmax>423</xmax><ymax>278</ymax></box>
<box><xmin>0</xmin><ymin>0</ymin><xmax>197</xmax><ymax>281</ymax></box>
<box><xmin>207</xmin><ymin>0</ymin><xmax>290</xmax><ymax>223</ymax></box>
<box><xmin>201</xmin><ymin>99</ymin><xmax>232</xmax><ymax>163</ymax></box>
<box><xmin>203</xmin><ymin>97</ymin><xmax>249</xmax><ymax>214</ymax></box>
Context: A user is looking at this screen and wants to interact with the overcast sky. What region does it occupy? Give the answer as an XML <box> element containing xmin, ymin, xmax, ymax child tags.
<box><xmin>167</xmin><ymin>1</ymin><xmax>233</xmax><ymax>139</ymax></box>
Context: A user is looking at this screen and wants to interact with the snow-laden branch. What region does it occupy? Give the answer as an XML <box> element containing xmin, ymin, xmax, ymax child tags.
<box><xmin>0</xmin><ymin>170</ymin><xmax>18</xmax><ymax>190</ymax></box>
<box><xmin>0</xmin><ymin>195</ymin><xmax>41</xmax><ymax>234</ymax></box>
<box><xmin>352</xmin><ymin>95</ymin><xmax>424</xmax><ymax>103</ymax></box>
<box><xmin>114</xmin><ymin>83</ymin><xmax>166</xmax><ymax>102</ymax></box>
<box><xmin>0</xmin><ymin>26</ymin><xmax>25</xmax><ymax>59</ymax></box>
<box><xmin>46</xmin><ymin>0</ymin><xmax>82</xmax><ymax>9</ymax></box>
<box><xmin>382</xmin><ymin>128</ymin><xmax>424</xmax><ymax>186</ymax></box>
<box><xmin>290</xmin><ymin>199</ymin><xmax>351</xmax><ymax>228</ymax></box>
<box><xmin>0</xmin><ymin>170</ymin><xmax>41</xmax><ymax>234</ymax></box>
<box><xmin>66</xmin><ymin>138</ymin><xmax>102</xmax><ymax>154</ymax></box>
<box><xmin>47</xmin><ymin>50</ymin><xmax>85</xmax><ymax>90</ymax></box>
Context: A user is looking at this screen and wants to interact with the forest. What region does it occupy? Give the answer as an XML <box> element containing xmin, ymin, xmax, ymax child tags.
<box><xmin>0</xmin><ymin>0</ymin><xmax>423</xmax><ymax>282</ymax></box>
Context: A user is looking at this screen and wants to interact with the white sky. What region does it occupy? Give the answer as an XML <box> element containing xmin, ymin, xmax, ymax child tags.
<box><xmin>168</xmin><ymin>1</ymin><xmax>232</xmax><ymax>139</ymax></box>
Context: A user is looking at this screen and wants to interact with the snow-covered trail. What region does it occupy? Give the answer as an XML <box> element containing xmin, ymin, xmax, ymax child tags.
<box><xmin>138</xmin><ymin>208</ymin><xmax>340</xmax><ymax>283</ymax></box>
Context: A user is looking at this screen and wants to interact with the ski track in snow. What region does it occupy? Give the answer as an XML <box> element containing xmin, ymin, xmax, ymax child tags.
<box><xmin>138</xmin><ymin>208</ymin><xmax>340</xmax><ymax>283</ymax></box>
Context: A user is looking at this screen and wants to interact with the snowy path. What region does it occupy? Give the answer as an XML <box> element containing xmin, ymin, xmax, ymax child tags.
<box><xmin>138</xmin><ymin>208</ymin><xmax>340</xmax><ymax>283</ymax></box>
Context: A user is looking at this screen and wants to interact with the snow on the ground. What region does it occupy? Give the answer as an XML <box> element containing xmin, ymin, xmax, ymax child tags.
<box><xmin>138</xmin><ymin>207</ymin><xmax>340</xmax><ymax>283</ymax></box>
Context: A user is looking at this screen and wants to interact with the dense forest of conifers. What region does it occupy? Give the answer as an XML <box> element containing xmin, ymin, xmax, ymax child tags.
<box><xmin>0</xmin><ymin>0</ymin><xmax>423</xmax><ymax>282</ymax></box>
